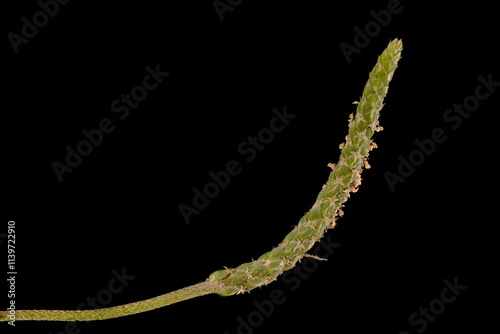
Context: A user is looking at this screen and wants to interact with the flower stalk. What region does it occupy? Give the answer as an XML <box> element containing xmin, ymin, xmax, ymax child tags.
<box><xmin>0</xmin><ymin>38</ymin><xmax>402</xmax><ymax>322</ymax></box>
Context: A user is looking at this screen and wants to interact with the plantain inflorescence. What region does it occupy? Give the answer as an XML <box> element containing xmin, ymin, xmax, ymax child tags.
<box><xmin>208</xmin><ymin>38</ymin><xmax>403</xmax><ymax>296</ymax></box>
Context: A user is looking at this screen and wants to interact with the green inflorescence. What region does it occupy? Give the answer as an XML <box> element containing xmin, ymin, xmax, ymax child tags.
<box><xmin>208</xmin><ymin>40</ymin><xmax>403</xmax><ymax>296</ymax></box>
<box><xmin>208</xmin><ymin>38</ymin><xmax>403</xmax><ymax>296</ymax></box>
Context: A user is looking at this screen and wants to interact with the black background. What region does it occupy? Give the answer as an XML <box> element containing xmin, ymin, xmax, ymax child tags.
<box><xmin>3</xmin><ymin>1</ymin><xmax>498</xmax><ymax>333</ymax></box>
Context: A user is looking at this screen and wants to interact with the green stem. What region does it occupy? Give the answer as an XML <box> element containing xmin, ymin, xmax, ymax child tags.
<box><xmin>0</xmin><ymin>281</ymin><xmax>222</xmax><ymax>322</ymax></box>
<box><xmin>1</xmin><ymin>39</ymin><xmax>402</xmax><ymax>322</ymax></box>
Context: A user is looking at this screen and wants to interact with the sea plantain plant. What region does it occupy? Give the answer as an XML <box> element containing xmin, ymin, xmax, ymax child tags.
<box><xmin>0</xmin><ymin>39</ymin><xmax>403</xmax><ymax>322</ymax></box>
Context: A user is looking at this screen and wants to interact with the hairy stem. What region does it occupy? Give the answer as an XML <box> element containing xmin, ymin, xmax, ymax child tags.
<box><xmin>0</xmin><ymin>281</ymin><xmax>222</xmax><ymax>322</ymax></box>
<box><xmin>1</xmin><ymin>39</ymin><xmax>402</xmax><ymax>322</ymax></box>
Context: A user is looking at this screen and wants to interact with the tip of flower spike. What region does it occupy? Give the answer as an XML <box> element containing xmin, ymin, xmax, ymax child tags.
<box><xmin>392</xmin><ymin>38</ymin><xmax>402</xmax><ymax>44</ymax></box>
<box><xmin>389</xmin><ymin>38</ymin><xmax>403</xmax><ymax>51</ymax></box>
<box><xmin>389</xmin><ymin>39</ymin><xmax>403</xmax><ymax>59</ymax></box>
